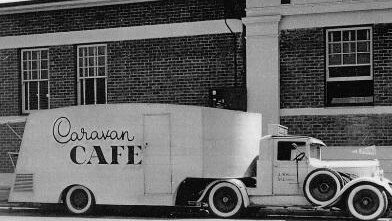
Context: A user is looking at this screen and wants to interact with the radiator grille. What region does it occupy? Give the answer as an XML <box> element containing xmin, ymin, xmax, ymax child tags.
<box><xmin>13</xmin><ymin>174</ymin><xmax>33</xmax><ymax>192</ymax></box>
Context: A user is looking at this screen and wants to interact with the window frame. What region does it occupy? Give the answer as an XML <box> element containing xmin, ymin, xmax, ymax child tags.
<box><xmin>21</xmin><ymin>48</ymin><xmax>50</xmax><ymax>113</ymax></box>
<box><xmin>326</xmin><ymin>26</ymin><xmax>373</xmax><ymax>82</ymax></box>
<box><xmin>77</xmin><ymin>44</ymin><xmax>108</xmax><ymax>105</ymax></box>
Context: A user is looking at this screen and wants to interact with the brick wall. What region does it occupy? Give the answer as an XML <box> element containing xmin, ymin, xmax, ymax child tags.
<box><xmin>0</xmin><ymin>0</ymin><xmax>244</xmax><ymax>37</ymax></box>
<box><xmin>49</xmin><ymin>45</ymin><xmax>76</xmax><ymax>109</ymax></box>
<box><xmin>0</xmin><ymin>49</ymin><xmax>19</xmax><ymax>116</ymax></box>
<box><xmin>0</xmin><ymin>32</ymin><xmax>244</xmax><ymax>116</ymax></box>
<box><xmin>107</xmin><ymin>33</ymin><xmax>245</xmax><ymax>106</ymax></box>
<box><xmin>280</xmin><ymin>24</ymin><xmax>392</xmax><ymax>146</ymax></box>
<box><xmin>374</xmin><ymin>23</ymin><xmax>392</xmax><ymax>106</ymax></box>
<box><xmin>280</xmin><ymin>28</ymin><xmax>325</xmax><ymax>109</ymax></box>
<box><xmin>0</xmin><ymin>122</ymin><xmax>24</xmax><ymax>173</ymax></box>
<box><xmin>281</xmin><ymin>114</ymin><xmax>392</xmax><ymax>146</ymax></box>
<box><xmin>280</xmin><ymin>24</ymin><xmax>392</xmax><ymax>108</ymax></box>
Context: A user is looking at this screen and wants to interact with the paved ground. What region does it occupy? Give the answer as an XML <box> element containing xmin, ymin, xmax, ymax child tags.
<box><xmin>0</xmin><ymin>204</ymin><xmax>368</xmax><ymax>221</ymax></box>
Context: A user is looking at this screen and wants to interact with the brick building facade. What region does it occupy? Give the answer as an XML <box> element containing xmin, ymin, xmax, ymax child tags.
<box><xmin>244</xmin><ymin>0</ymin><xmax>392</xmax><ymax>178</ymax></box>
<box><xmin>0</xmin><ymin>0</ymin><xmax>245</xmax><ymax>174</ymax></box>
<box><xmin>3</xmin><ymin>0</ymin><xmax>392</xmax><ymax>181</ymax></box>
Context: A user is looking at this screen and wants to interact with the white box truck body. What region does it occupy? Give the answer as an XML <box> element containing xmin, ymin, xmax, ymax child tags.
<box><xmin>8</xmin><ymin>104</ymin><xmax>261</xmax><ymax>209</ymax></box>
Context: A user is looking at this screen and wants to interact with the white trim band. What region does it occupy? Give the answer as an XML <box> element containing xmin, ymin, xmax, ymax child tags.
<box><xmin>0</xmin><ymin>0</ymin><xmax>160</xmax><ymax>15</ymax></box>
<box><xmin>0</xmin><ymin>19</ymin><xmax>242</xmax><ymax>50</ymax></box>
<box><xmin>0</xmin><ymin>116</ymin><xmax>27</xmax><ymax>124</ymax></box>
<box><xmin>281</xmin><ymin>106</ymin><xmax>392</xmax><ymax>116</ymax></box>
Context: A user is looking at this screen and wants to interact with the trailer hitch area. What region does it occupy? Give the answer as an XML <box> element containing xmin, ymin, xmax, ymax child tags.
<box><xmin>187</xmin><ymin>201</ymin><xmax>208</xmax><ymax>208</ymax></box>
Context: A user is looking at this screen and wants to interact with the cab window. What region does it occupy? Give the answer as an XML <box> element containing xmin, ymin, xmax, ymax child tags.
<box><xmin>277</xmin><ymin>141</ymin><xmax>306</xmax><ymax>161</ymax></box>
<box><xmin>310</xmin><ymin>143</ymin><xmax>322</xmax><ymax>160</ymax></box>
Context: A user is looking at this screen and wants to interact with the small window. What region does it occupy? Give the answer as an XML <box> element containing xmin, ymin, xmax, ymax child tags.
<box><xmin>21</xmin><ymin>48</ymin><xmax>50</xmax><ymax>113</ymax></box>
<box><xmin>277</xmin><ymin>141</ymin><xmax>306</xmax><ymax>161</ymax></box>
<box><xmin>326</xmin><ymin>27</ymin><xmax>373</xmax><ymax>106</ymax></box>
<box><xmin>77</xmin><ymin>45</ymin><xmax>107</xmax><ymax>105</ymax></box>
<box><xmin>310</xmin><ymin>143</ymin><xmax>321</xmax><ymax>160</ymax></box>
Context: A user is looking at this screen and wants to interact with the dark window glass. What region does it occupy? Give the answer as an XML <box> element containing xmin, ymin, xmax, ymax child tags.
<box><xmin>327</xmin><ymin>80</ymin><xmax>373</xmax><ymax>106</ymax></box>
<box><xmin>277</xmin><ymin>142</ymin><xmax>306</xmax><ymax>161</ymax></box>
<box><xmin>29</xmin><ymin>82</ymin><xmax>38</xmax><ymax>110</ymax></box>
<box><xmin>96</xmin><ymin>78</ymin><xmax>106</xmax><ymax>104</ymax></box>
<box><xmin>39</xmin><ymin>81</ymin><xmax>48</xmax><ymax>110</ymax></box>
<box><xmin>329</xmin><ymin>66</ymin><xmax>370</xmax><ymax>78</ymax></box>
<box><xmin>85</xmin><ymin>79</ymin><xmax>95</xmax><ymax>105</ymax></box>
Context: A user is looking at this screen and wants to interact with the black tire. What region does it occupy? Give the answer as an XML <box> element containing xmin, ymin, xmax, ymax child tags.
<box><xmin>65</xmin><ymin>185</ymin><xmax>95</xmax><ymax>215</ymax></box>
<box><xmin>346</xmin><ymin>185</ymin><xmax>387</xmax><ymax>221</ymax></box>
<box><xmin>303</xmin><ymin>168</ymin><xmax>343</xmax><ymax>205</ymax></box>
<box><xmin>208</xmin><ymin>182</ymin><xmax>244</xmax><ymax>218</ymax></box>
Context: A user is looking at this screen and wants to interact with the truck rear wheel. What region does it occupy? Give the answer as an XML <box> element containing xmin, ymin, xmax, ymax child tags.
<box><xmin>65</xmin><ymin>185</ymin><xmax>94</xmax><ymax>215</ymax></box>
<box><xmin>303</xmin><ymin>168</ymin><xmax>343</xmax><ymax>205</ymax></box>
<box><xmin>347</xmin><ymin>185</ymin><xmax>387</xmax><ymax>221</ymax></box>
<box><xmin>208</xmin><ymin>182</ymin><xmax>243</xmax><ymax>218</ymax></box>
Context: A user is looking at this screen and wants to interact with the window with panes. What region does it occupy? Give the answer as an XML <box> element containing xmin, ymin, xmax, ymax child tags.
<box><xmin>21</xmin><ymin>49</ymin><xmax>49</xmax><ymax>113</ymax></box>
<box><xmin>77</xmin><ymin>45</ymin><xmax>107</xmax><ymax>105</ymax></box>
<box><xmin>326</xmin><ymin>27</ymin><xmax>373</xmax><ymax>106</ymax></box>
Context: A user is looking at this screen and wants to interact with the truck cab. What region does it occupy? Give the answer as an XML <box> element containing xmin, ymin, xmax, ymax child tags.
<box><xmin>248</xmin><ymin>133</ymin><xmax>326</xmax><ymax>206</ymax></box>
<box><xmin>243</xmin><ymin>125</ymin><xmax>392</xmax><ymax>221</ymax></box>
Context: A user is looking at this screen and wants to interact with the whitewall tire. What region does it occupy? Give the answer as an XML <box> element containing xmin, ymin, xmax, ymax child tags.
<box><xmin>303</xmin><ymin>168</ymin><xmax>343</xmax><ymax>205</ymax></box>
<box><xmin>347</xmin><ymin>185</ymin><xmax>387</xmax><ymax>221</ymax></box>
<box><xmin>208</xmin><ymin>182</ymin><xmax>243</xmax><ymax>218</ymax></box>
<box><xmin>65</xmin><ymin>185</ymin><xmax>94</xmax><ymax>215</ymax></box>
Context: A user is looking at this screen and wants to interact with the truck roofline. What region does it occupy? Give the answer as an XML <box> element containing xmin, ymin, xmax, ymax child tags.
<box><xmin>261</xmin><ymin>135</ymin><xmax>327</xmax><ymax>147</ymax></box>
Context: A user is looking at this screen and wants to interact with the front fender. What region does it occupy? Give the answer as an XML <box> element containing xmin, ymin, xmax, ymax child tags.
<box><xmin>318</xmin><ymin>177</ymin><xmax>392</xmax><ymax>208</ymax></box>
<box><xmin>196</xmin><ymin>179</ymin><xmax>250</xmax><ymax>208</ymax></box>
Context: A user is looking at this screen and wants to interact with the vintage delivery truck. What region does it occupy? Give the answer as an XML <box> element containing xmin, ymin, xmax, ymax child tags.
<box><xmin>7</xmin><ymin>104</ymin><xmax>392</xmax><ymax>220</ymax></box>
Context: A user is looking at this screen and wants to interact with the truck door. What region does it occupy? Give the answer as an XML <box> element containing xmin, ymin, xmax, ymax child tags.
<box><xmin>273</xmin><ymin>141</ymin><xmax>308</xmax><ymax>195</ymax></box>
<box><xmin>143</xmin><ymin>114</ymin><xmax>172</xmax><ymax>194</ymax></box>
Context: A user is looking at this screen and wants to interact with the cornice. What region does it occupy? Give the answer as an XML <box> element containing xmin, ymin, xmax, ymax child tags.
<box><xmin>0</xmin><ymin>0</ymin><xmax>159</xmax><ymax>15</ymax></box>
<box><xmin>247</xmin><ymin>0</ymin><xmax>392</xmax><ymax>17</ymax></box>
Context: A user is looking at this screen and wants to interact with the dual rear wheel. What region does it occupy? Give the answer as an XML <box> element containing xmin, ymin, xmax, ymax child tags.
<box><xmin>347</xmin><ymin>185</ymin><xmax>388</xmax><ymax>221</ymax></box>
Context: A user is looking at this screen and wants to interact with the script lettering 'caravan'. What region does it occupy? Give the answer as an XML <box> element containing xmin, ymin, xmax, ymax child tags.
<box><xmin>52</xmin><ymin>117</ymin><xmax>141</xmax><ymax>165</ymax></box>
<box><xmin>53</xmin><ymin>117</ymin><xmax>135</xmax><ymax>144</ymax></box>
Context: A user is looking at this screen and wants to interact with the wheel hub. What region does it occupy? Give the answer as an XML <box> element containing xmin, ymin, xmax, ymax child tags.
<box><xmin>361</xmin><ymin>197</ymin><xmax>372</xmax><ymax>207</ymax></box>
<box><xmin>222</xmin><ymin>197</ymin><xmax>229</xmax><ymax>203</ymax></box>
<box><xmin>319</xmin><ymin>183</ymin><xmax>330</xmax><ymax>193</ymax></box>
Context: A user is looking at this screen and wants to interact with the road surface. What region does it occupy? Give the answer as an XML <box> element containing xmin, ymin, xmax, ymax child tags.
<box><xmin>0</xmin><ymin>204</ymin><xmax>374</xmax><ymax>221</ymax></box>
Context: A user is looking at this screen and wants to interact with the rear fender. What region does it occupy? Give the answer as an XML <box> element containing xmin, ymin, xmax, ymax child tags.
<box><xmin>197</xmin><ymin>179</ymin><xmax>250</xmax><ymax>208</ymax></box>
<box><xmin>318</xmin><ymin>177</ymin><xmax>392</xmax><ymax>208</ymax></box>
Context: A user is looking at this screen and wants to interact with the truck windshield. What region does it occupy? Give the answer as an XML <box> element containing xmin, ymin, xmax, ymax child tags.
<box><xmin>310</xmin><ymin>143</ymin><xmax>322</xmax><ymax>160</ymax></box>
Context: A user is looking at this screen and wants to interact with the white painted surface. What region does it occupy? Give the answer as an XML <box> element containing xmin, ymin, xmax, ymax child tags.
<box><xmin>280</xmin><ymin>8</ymin><xmax>392</xmax><ymax>30</ymax></box>
<box><xmin>244</xmin><ymin>15</ymin><xmax>280</xmax><ymax>135</ymax></box>
<box><xmin>143</xmin><ymin>114</ymin><xmax>171</xmax><ymax>194</ymax></box>
<box><xmin>247</xmin><ymin>0</ymin><xmax>392</xmax><ymax>18</ymax></box>
<box><xmin>0</xmin><ymin>19</ymin><xmax>242</xmax><ymax>50</ymax></box>
<box><xmin>0</xmin><ymin>116</ymin><xmax>27</xmax><ymax>124</ymax></box>
<box><xmin>323</xmin><ymin>146</ymin><xmax>392</xmax><ymax>179</ymax></box>
<box><xmin>8</xmin><ymin>104</ymin><xmax>262</xmax><ymax>206</ymax></box>
<box><xmin>202</xmin><ymin>108</ymin><xmax>261</xmax><ymax>178</ymax></box>
<box><xmin>281</xmin><ymin>106</ymin><xmax>392</xmax><ymax>116</ymax></box>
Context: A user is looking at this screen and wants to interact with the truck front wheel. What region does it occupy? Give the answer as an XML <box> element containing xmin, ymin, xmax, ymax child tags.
<box><xmin>208</xmin><ymin>182</ymin><xmax>243</xmax><ymax>218</ymax></box>
<box><xmin>347</xmin><ymin>185</ymin><xmax>388</xmax><ymax>221</ymax></box>
<box><xmin>65</xmin><ymin>185</ymin><xmax>95</xmax><ymax>215</ymax></box>
<box><xmin>303</xmin><ymin>168</ymin><xmax>343</xmax><ymax>205</ymax></box>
